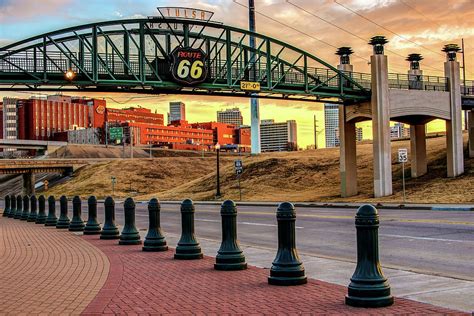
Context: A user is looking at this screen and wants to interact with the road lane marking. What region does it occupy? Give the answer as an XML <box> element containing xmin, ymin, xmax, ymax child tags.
<box><xmin>139</xmin><ymin>209</ymin><xmax>473</xmax><ymax>226</ymax></box>
<box><xmin>196</xmin><ymin>218</ymin><xmax>303</xmax><ymax>229</ymax></box>
<box><xmin>380</xmin><ymin>233</ymin><xmax>473</xmax><ymax>243</ymax></box>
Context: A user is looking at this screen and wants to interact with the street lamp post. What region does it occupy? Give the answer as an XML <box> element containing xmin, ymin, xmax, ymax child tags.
<box><xmin>215</xmin><ymin>143</ymin><xmax>221</xmax><ymax>199</ymax></box>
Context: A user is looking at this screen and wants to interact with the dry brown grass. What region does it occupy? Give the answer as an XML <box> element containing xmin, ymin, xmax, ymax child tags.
<box><xmin>47</xmin><ymin>133</ymin><xmax>474</xmax><ymax>203</ymax></box>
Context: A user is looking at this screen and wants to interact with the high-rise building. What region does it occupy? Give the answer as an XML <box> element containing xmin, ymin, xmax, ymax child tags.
<box><xmin>324</xmin><ymin>104</ymin><xmax>340</xmax><ymax>148</ymax></box>
<box><xmin>390</xmin><ymin>122</ymin><xmax>410</xmax><ymax>139</ymax></box>
<box><xmin>168</xmin><ymin>101</ymin><xmax>185</xmax><ymax>123</ymax></box>
<box><xmin>356</xmin><ymin>127</ymin><xmax>363</xmax><ymax>142</ymax></box>
<box><xmin>217</xmin><ymin>108</ymin><xmax>243</xmax><ymax>126</ymax></box>
<box><xmin>260</xmin><ymin>119</ymin><xmax>297</xmax><ymax>152</ymax></box>
<box><xmin>2</xmin><ymin>98</ymin><xmax>18</xmax><ymax>141</ymax></box>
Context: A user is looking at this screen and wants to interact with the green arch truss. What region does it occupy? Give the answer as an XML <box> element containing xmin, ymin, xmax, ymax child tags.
<box><xmin>0</xmin><ymin>17</ymin><xmax>371</xmax><ymax>103</ymax></box>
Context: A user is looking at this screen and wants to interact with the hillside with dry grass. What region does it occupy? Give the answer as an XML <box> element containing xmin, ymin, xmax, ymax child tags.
<box><xmin>45</xmin><ymin>134</ymin><xmax>474</xmax><ymax>203</ymax></box>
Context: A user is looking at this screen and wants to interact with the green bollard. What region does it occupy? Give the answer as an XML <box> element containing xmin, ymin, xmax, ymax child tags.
<box><xmin>100</xmin><ymin>197</ymin><xmax>119</xmax><ymax>240</ymax></box>
<box><xmin>3</xmin><ymin>195</ymin><xmax>11</xmax><ymax>217</ymax></box>
<box><xmin>268</xmin><ymin>202</ymin><xmax>307</xmax><ymax>286</ymax></box>
<box><xmin>35</xmin><ymin>195</ymin><xmax>47</xmax><ymax>224</ymax></box>
<box><xmin>174</xmin><ymin>199</ymin><xmax>203</xmax><ymax>260</ymax></box>
<box><xmin>14</xmin><ymin>195</ymin><xmax>23</xmax><ymax>219</ymax></box>
<box><xmin>56</xmin><ymin>195</ymin><xmax>70</xmax><ymax>229</ymax></box>
<box><xmin>8</xmin><ymin>195</ymin><xmax>16</xmax><ymax>218</ymax></box>
<box><xmin>27</xmin><ymin>195</ymin><xmax>38</xmax><ymax>222</ymax></box>
<box><xmin>345</xmin><ymin>205</ymin><xmax>394</xmax><ymax>308</ymax></box>
<box><xmin>143</xmin><ymin>198</ymin><xmax>168</xmax><ymax>251</ymax></box>
<box><xmin>214</xmin><ymin>200</ymin><xmax>247</xmax><ymax>271</ymax></box>
<box><xmin>119</xmin><ymin>197</ymin><xmax>141</xmax><ymax>245</ymax></box>
<box><xmin>69</xmin><ymin>196</ymin><xmax>85</xmax><ymax>231</ymax></box>
<box><xmin>45</xmin><ymin>196</ymin><xmax>58</xmax><ymax>226</ymax></box>
<box><xmin>20</xmin><ymin>195</ymin><xmax>30</xmax><ymax>220</ymax></box>
<box><xmin>84</xmin><ymin>196</ymin><xmax>101</xmax><ymax>235</ymax></box>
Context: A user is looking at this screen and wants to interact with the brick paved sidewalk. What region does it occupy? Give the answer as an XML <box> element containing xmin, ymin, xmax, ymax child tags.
<box><xmin>0</xmin><ymin>217</ymin><xmax>109</xmax><ymax>315</ymax></box>
<box><xmin>82</xmin><ymin>236</ymin><xmax>466</xmax><ymax>315</ymax></box>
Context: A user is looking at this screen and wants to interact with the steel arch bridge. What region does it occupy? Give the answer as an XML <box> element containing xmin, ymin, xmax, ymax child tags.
<box><xmin>0</xmin><ymin>17</ymin><xmax>371</xmax><ymax>104</ymax></box>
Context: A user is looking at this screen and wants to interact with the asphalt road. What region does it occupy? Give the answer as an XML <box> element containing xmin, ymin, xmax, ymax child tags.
<box><xmin>2</xmin><ymin>200</ymin><xmax>473</xmax><ymax>281</ymax></box>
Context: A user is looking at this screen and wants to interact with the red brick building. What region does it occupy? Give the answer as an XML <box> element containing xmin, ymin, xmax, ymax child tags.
<box><xmin>2</xmin><ymin>95</ymin><xmax>251</xmax><ymax>151</ymax></box>
<box><xmin>106</xmin><ymin>107</ymin><xmax>164</xmax><ymax>126</ymax></box>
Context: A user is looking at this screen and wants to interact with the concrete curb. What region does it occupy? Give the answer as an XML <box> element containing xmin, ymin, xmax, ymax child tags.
<box><xmin>94</xmin><ymin>199</ymin><xmax>473</xmax><ymax>211</ymax></box>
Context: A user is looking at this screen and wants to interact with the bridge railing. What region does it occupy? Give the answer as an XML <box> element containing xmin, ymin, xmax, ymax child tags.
<box><xmin>461</xmin><ymin>80</ymin><xmax>474</xmax><ymax>95</ymax></box>
<box><xmin>387</xmin><ymin>73</ymin><xmax>449</xmax><ymax>92</ymax></box>
<box><xmin>0</xmin><ymin>50</ymin><xmax>460</xmax><ymax>96</ymax></box>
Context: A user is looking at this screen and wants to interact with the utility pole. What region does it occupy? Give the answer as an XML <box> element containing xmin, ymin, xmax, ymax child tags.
<box><xmin>461</xmin><ymin>38</ymin><xmax>468</xmax><ymax>130</ymax></box>
<box><xmin>105</xmin><ymin>121</ymin><xmax>108</xmax><ymax>148</ymax></box>
<box><xmin>130</xmin><ymin>127</ymin><xmax>134</xmax><ymax>159</ymax></box>
<box><xmin>314</xmin><ymin>115</ymin><xmax>318</xmax><ymax>149</ymax></box>
<box><xmin>249</xmin><ymin>0</ymin><xmax>261</xmax><ymax>155</ymax></box>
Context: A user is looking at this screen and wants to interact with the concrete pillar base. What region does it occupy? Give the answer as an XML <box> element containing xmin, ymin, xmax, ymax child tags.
<box><xmin>410</xmin><ymin>124</ymin><xmax>427</xmax><ymax>178</ymax></box>
<box><xmin>468</xmin><ymin>111</ymin><xmax>474</xmax><ymax>158</ymax></box>
<box><xmin>371</xmin><ymin>54</ymin><xmax>392</xmax><ymax>198</ymax></box>
<box><xmin>22</xmin><ymin>172</ymin><xmax>35</xmax><ymax>196</ymax></box>
<box><xmin>339</xmin><ymin>106</ymin><xmax>357</xmax><ymax>197</ymax></box>
<box><xmin>445</xmin><ymin>60</ymin><xmax>464</xmax><ymax>178</ymax></box>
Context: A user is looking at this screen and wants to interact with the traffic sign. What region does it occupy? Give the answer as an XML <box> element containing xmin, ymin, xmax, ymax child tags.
<box><xmin>234</xmin><ymin>159</ymin><xmax>243</xmax><ymax>168</ymax></box>
<box><xmin>234</xmin><ymin>159</ymin><xmax>243</xmax><ymax>176</ymax></box>
<box><xmin>109</xmin><ymin>127</ymin><xmax>123</xmax><ymax>141</ymax></box>
<box><xmin>398</xmin><ymin>148</ymin><xmax>408</xmax><ymax>163</ymax></box>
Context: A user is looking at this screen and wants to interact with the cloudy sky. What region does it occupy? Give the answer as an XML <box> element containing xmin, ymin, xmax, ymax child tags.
<box><xmin>1</xmin><ymin>0</ymin><xmax>473</xmax><ymax>148</ymax></box>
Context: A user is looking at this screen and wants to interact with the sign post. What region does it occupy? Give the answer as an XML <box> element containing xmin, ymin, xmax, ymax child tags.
<box><xmin>397</xmin><ymin>148</ymin><xmax>408</xmax><ymax>203</ymax></box>
<box><xmin>234</xmin><ymin>159</ymin><xmax>243</xmax><ymax>201</ymax></box>
<box><xmin>111</xmin><ymin>176</ymin><xmax>116</xmax><ymax>196</ymax></box>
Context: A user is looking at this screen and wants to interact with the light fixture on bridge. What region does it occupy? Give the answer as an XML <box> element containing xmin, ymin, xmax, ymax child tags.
<box><xmin>65</xmin><ymin>69</ymin><xmax>76</xmax><ymax>81</ymax></box>
<box><xmin>335</xmin><ymin>47</ymin><xmax>354</xmax><ymax>65</ymax></box>
<box><xmin>369</xmin><ymin>36</ymin><xmax>388</xmax><ymax>55</ymax></box>
<box><xmin>406</xmin><ymin>53</ymin><xmax>423</xmax><ymax>70</ymax></box>
<box><xmin>442</xmin><ymin>44</ymin><xmax>461</xmax><ymax>62</ymax></box>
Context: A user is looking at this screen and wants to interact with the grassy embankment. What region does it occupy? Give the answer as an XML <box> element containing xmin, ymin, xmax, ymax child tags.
<box><xmin>46</xmin><ymin>134</ymin><xmax>474</xmax><ymax>203</ymax></box>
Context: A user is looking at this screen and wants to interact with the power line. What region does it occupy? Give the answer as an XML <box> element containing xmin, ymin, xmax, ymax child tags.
<box><xmin>399</xmin><ymin>0</ymin><xmax>443</xmax><ymax>29</ymax></box>
<box><xmin>398</xmin><ymin>0</ymin><xmax>474</xmax><ymax>77</ymax></box>
<box><xmin>232</xmin><ymin>0</ymin><xmax>370</xmax><ymax>63</ymax></box>
<box><xmin>333</xmin><ymin>0</ymin><xmax>445</xmax><ymax>59</ymax></box>
<box><xmin>286</xmin><ymin>0</ymin><xmax>443</xmax><ymax>73</ymax></box>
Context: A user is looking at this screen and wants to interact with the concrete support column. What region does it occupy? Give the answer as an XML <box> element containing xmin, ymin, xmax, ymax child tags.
<box><xmin>339</xmin><ymin>109</ymin><xmax>357</xmax><ymax>197</ymax></box>
<box><xmin>469</xmin><ymin>110</ymin><xmax>474</xmax><ymax>158</ymax></box>
<box><xmin>22</xmin><ymin>172</ymin><xmax>35</xmax><ymax>196</ymax></box>
<box><xmin>370</xmin><ymin>41</ymin><xmax>392</xmax><ymax>197</ymax></box>
<box><xmin>337</xmin><ymin>52</ymin><xmax>357</xmax><ymax>197</ymax></box>
<box><xmin>410</xmin><ymin>124</ymin><xmax>427</xmax><ymax>177</ymax></box>
<box><xmin>444</xmin><ymin>48</ymin><xmax>464</xmax><ymax>177</ymax></box>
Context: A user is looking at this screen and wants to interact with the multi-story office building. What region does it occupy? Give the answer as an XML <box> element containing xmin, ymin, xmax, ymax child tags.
<box><xmin>1</xmin><ymin>95</ymin><xmax>105</xmax><ymax>141</ymax></box>
<box><xmin>168</xmin><ymin>101</ymin><xmax>186</xmax><ymax>123</ymax></box>
<box><xmin>356</xmin><ymin>127</ymin><xmax>363</xmax><ymax>142</ymax></box>
<box><xmin>390</xmin><ymin>122</ymin><xmax>410</xmax><ymax>139</ymax></box>
<box><xmin>2</xmin><ymin>98</ymin><xmax>18</xmax><ymax>141</ymax></box>
<box><xmin>324</xmin><ymin>104</ymin><xmax>340</xmax><ymax>148</ymax></box>
<box><xmin>217</xmin><ymin>108</ymin><xmax>243</xmax><ymax>126</ymax></box>
<box><xmin>260</xmin><ymin>119</ymin><xmax>297</xmax><ymax>152</ymax></box>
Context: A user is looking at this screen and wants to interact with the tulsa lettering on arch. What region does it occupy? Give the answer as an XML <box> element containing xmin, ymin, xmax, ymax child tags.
<box><xmin>156</xmin><ymin>7</ymin><xmax>214</xmax><ymax>21</ymax></box>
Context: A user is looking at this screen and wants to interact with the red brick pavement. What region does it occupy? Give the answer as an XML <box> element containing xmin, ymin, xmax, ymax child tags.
<box><xmin>81</xmin><ymin>236</ymin><xmax>466</xmax><ymax>315</ymax></box>
<box><xmin>0</xmin><ymin>217</ymin><xmax>109</xmax><ymax>315</ymax></box>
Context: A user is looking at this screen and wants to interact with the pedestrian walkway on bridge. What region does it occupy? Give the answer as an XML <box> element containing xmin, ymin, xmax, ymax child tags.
<box><xmin>0</xmin><ymin>216</ymin><xmax>466</xmax><ymax>315</ymax></box>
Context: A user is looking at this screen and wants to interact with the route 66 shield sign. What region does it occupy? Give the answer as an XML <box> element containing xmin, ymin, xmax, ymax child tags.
<box><xmin>170</xmin><ymin>47</ymin><xmax>207</xmax><ymax>85</ymax></box>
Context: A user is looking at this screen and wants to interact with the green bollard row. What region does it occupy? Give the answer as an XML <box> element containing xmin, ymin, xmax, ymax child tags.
<box><xmin>56</xmin><ymin>195</ymin><xmax>71</xmax><ymax>229</ymax></box>
<box><xmin>1</xmin><ymin>194</ymin><xmax>393</xmax><ymax>309</ymax></box>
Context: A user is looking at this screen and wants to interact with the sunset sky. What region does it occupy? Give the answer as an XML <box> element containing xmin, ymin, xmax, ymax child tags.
<box><xmin>1</xmin><ymin>0</ymin><xmax>473</xmax><ymax>148</ymax></box>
